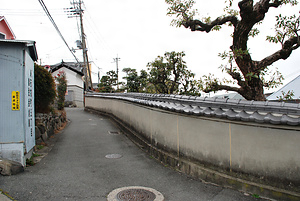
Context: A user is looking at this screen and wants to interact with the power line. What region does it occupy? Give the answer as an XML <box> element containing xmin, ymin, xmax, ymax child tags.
<box><xmin>37</xmin><ymin>0</ymin><xmax>80</xmax><ymax>63</ymax></box>
<box><xmin>0</xmin><ymin>8</ymin><xmax>64</xmax><ymax>16</ymax></box>
<box><xmin>84</xmin><ymin>7</ymin><xmax>116</xmax><ymax>55</ymax></box>
<box><xmin>82</xmin><ymin>4</ymin><xmax>117</xmax><ymax>73</ymax></box>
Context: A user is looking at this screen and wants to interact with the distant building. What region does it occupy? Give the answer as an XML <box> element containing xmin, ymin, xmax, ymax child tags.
<box><xmin>50</xmin><ymin>61</ymin><xmax>85</xmax><ymax>107</ymax></box>
<box><xmin>214</xmin><ymin>92</ymin><xmax>245</xmax><ymax>100</ymax></box>
<box><xmin>0</xmin><ymin>16</ymin><xmax>16</xmax><ymax>40</ymax></box>
<box><xmin>267</xmin><ymin>75</ymin><xmax>300</xmax><ymax>102</ymax></box>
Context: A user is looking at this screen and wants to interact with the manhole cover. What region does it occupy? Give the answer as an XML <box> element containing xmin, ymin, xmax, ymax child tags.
<box><xmin>105</xmin><ymin>154</ymin><xmax>122</xmax><ymax>159</ymax></box>
<box><xmin>107</xmin><ymin>186</ymin><xmax>164</xmax><ymax>201</ymax></box>
<box><xmin>108</xmin><ymin>131</ymin><xmax>121</xmax><ymax>135</ymax></box>
<box><xmin>117</xmin><ymin>189</ymin><xmax>156</xmax><ymax>201</ymax></box>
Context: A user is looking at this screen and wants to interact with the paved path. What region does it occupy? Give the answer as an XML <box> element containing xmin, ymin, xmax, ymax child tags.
<box><xmin>0</xmin><ymin>108</ymin><xmax>263</xmax><ymax>201</ymax></box>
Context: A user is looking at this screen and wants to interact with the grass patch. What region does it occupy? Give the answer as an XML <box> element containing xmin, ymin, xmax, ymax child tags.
<box><xmin>26</xmin><ymin>157</ymin><xmax>34</xmax><ymax>166</ymax></box>
<box><xmin>26</xmin><ymin>152</ymin><xmax>42</xmax><ymax>166</ymax></box>
<box><xmin>32</xmin><ymin>153</ymin><xmax>41</xmax><ymax>157</ymax></box>
<box><xmin>36</xmin><ymin>145</ymin><xmax>44</xmax><ymax>150</ymax></box>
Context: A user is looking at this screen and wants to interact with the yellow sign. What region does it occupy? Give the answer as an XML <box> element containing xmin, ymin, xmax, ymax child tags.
<box><xmin>12</xmin><ymin>91</ymin><xmax>20</xmax><ymax>111</ymax></box>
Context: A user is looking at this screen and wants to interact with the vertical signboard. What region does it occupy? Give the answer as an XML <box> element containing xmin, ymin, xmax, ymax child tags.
<box><xmin>24</xmin><ymin>52</ymin><xmax>35</xmax><ymax>153</ymax></box>
<box><xmin>27</xmin><ymin>71</ymin><xmax>33</xmax><ymax>135</ymax></box>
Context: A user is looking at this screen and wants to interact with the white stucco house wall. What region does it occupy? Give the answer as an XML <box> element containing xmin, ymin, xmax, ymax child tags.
<box><xmin>50</xmin><ymin>61</ymin><xmax>84</xmax><ymax>107</ymax></box>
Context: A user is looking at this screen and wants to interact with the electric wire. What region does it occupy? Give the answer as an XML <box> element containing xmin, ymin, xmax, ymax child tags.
<box><xmin>84</xmin><ymin>13</ymin><xmax>116</xmax><ymax>55</ymax></box>
<box><xmin>37</xmin><ymin>0</ymin><xmax>80</xmax><ymax>63</ymax></box>
<box><xmin>0</xmin><ymin>8</ymin><xmax>64</xmax><ymax>16</ymax></box>
<box><xmin>83</xmin><ymin>4</ymin><xmax>116</xmax><ymax>56</ymax></box>
<box><xmin>83</xmin><ymin>9</ymin><xmax>119</xmax><ymax>76</ymax></box>
<box><xmin>78</xmin><ymin>3</ymin><xmax>118</xmax><ymax>76</ymax></box>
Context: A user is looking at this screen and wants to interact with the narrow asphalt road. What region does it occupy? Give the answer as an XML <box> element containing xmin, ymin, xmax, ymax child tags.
<box><xmin>0</xmin><ymin>108</ymin><xmax>263</xmax><ymax>201</ymax></box>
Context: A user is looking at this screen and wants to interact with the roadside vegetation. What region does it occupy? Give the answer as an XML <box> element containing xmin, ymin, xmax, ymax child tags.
<box><xmin>34</xmin><ymin>63</ymin><xmax>56</xmax><ymax>113</ymax></box>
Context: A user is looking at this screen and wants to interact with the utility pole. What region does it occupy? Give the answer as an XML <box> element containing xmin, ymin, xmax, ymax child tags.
<box><xmin>98</xmin><ymin>71</ymin><xmax>100</xmax><ymax>85</ymax></box>
<box><xmin>97</xmin><ymin>66</ymin><xmax>101</xmax><ymax>86</ymax></box>
<box><xmin>69</xmin><ymin>0</ymin><xmax>93</xmax><ymax>91</ymax></box>
<box><xmin>113</xmin><ymin>55</ymin><xmax>120</xmax><ymax>90</ymax></box>
<box><xmin>79</xmin><ymin>1</ymin><xmax>93</xmax><ymax>91</ymax></box>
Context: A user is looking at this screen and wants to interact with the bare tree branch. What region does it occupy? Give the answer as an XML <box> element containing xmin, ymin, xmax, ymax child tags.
<box><xmin>227</xmin><ymin>71</ymin><xmax>247</xmax><ymax>88</ymax></box>
<box><xmin>203</xmin><ymin>83</ymin><xmax>241</xmax><ymax>94</ymax></box>
<box><xmin>268</xmin><ymin>0</ymin><xmax>281</xmax><ymax>8</ymax></box>
<box><xmin>256</xmin><ymin>36</ymin><xmax>300</xmax><ymax>71</ymax></box>
<box><xmin>238</xmin><ymin>0</ymin><xmax>282</xmax><ymax>24</ymax></box>
<box><xmin>183</xmin><ymin>15</ymin><xmax>238</xmax><ymax>32</ymax></box>
<box><xmin>252</xmin><ymin>0</ymin><xmax>281</xmax><ymax>21</ymax></box>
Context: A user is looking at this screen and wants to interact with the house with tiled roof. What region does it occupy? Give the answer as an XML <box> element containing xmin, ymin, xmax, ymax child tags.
<box><xmin>49</xmin><ymin>61</ymin><xmax>85</xmax><ymax>107</ymax></box>
<box><xmin>0</xmin><ymin>16</ymin><xmax>16</xmax><ymax>40</ymax></box>
<box><xmin>213</xmin><ymin>92</ymin><xmax>245</xmax><ymax>100</ymax></box>
<box><xmin>267</xmin><ymin>74</ymin><xmax>300</xmax><ymax>102</ymax></box>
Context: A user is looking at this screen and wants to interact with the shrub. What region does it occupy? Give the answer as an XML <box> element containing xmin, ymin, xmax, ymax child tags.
<box><xmin>55</xmin><ymin>71</ymin><xmax>67</xmax><ymax>110</ymax></box>
<box><xmin>34</xmin><ymin>64</ymin><xmax>56</xmax><ymax>113</ymax></box>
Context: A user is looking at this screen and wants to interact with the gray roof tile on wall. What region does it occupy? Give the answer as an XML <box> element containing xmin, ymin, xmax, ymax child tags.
<box><xmin>251</xmin><ymin>112</ymin><xmax>265</xmax><ymax>124</ymax></box>
<box><xmin>236</xmin><ymin>110</ymin><xmax>250</xmax><ymax>122</ymax></box>
<box><xmin>214</xmin><ymin>108</ymin><xmax>226</xmax><ymax>118</ymax></box>
<box><xmin>86</xmin><ymin>93</ymin><xmax>300</xmax><ymax>126</ymax></box>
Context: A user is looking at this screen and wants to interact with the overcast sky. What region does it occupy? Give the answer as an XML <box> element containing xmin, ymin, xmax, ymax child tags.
<box><xmin>1</xmin><ymin>0</ymin><xmax>299</xmax><ymax>92</ymax></box>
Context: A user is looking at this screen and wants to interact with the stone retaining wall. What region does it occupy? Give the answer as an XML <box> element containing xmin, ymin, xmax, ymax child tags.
<box><xmin>35</xmin><ymin>111</ymin><xmax>67</xmax><ymax>144</ymax></box>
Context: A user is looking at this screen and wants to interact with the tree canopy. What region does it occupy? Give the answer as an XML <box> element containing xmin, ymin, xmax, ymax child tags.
<box><xmin>97</xmin><ymin>70</ymin><xmax>118</xmax><ymax>93</ymax></box>
<box><xmin>123</xmin><ymin>68</ymin><xmax>148</xmax><ymax>92</ymax></box>
<box><xmin>166</xmin><ymin>0</ymin><xmax>300</xmax><ymax>100</ymax></box>
<box><xmin>96</xmin><ymin>51</ymin><xmax>200</xmax><ymax>96</ymax></box>
<box><xmin>147</xmin><ymin>51</ymin><xmax>197</xmax><ymax>95</ymax></box>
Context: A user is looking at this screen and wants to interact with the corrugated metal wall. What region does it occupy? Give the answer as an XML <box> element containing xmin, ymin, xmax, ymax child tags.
<box><xmin>0</xmin><ymin>42</ymin><xmax>24</xmax><ymax>143</ymax></box>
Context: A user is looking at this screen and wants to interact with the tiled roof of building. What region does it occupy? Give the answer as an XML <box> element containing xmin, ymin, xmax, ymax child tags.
<box><xmin>213</xmin><ymin>92</ymin><xmax>245</xmax><ymax>100</ymax></box>
<box><xmin>50</xmin><ymin>61</ymin><xmax>84</xmax><ymax>76</ymax></box>
<box><xmin>86</xmin><ymin>92</ymin><xmax>300</xmax><ymax>126</ymax></box>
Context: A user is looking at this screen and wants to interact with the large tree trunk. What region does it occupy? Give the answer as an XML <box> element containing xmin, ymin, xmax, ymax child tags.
<box><xmin>231</xmin><ymin>7</ymin><xmax>267</xmax><ymax>101</ymax></box>
<box><xmin>240</xmin><ymin>78</ymin><xmax>266</xmax><ymax>101</ymax></box>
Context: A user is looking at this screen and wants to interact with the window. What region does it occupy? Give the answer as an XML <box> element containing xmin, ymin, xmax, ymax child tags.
<box><xmin>0</xmin><ymin>33</ymin><xmax>5</xmax><ymax>39</ymax></box>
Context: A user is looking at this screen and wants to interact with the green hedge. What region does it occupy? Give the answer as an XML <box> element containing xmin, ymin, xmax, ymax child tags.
<box><xmin>34</xmin><ymin>64</ymin><xmax>56</xmax><ymax>113</ymax></box>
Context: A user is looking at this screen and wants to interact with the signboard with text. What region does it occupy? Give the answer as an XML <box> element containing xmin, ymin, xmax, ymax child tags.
<box><xmin>12</xmin><ymin>91</ymin><xmax>20</xmax><ymax>111</ymax></box>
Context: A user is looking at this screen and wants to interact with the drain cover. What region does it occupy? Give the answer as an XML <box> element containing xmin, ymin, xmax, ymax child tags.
<box><xmin>105</xmin><ymin>154</ymin><xmax>122</xmax><ymax>159</ymax></box>
<box><xmin>117</xmin><ymin>189</ymin><xmax>155</xmax><ymax>200</ymax></box>
<box><xmin>108</xmin><ymin>131</ymin><xmax>121</xmax><ymax>135</ymax></box>
<box><xmin>107</xmin><ymin>186</ymin><xmax>164</xmax><ymax>201</ymax></box>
